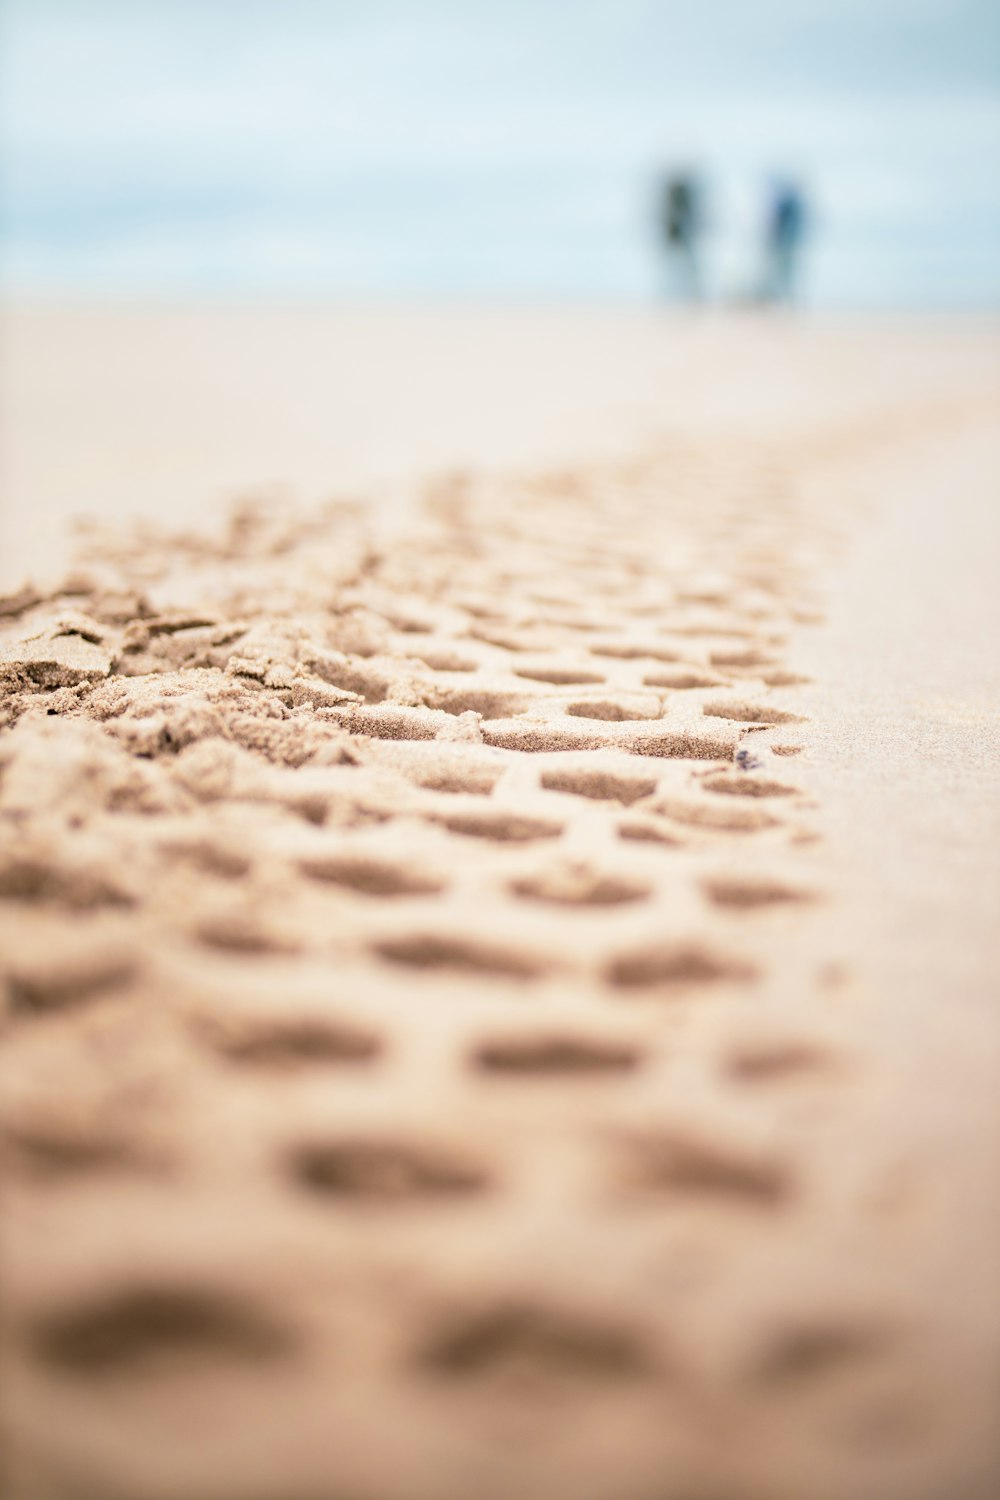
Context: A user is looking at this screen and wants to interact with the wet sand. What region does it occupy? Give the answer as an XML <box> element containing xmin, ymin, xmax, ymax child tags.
<box><xmin>1</xmin><ymin>305</ymin><xmax>999</xmax><ymax>1500</ymax></box>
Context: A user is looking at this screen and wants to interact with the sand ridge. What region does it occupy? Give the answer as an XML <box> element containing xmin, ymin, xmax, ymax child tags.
<box><xmin>0</xmin><ymin>411</ymin><xmax>997</xmax><ymax>1500</ymax></box>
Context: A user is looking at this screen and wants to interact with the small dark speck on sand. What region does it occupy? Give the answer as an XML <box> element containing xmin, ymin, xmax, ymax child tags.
<box><xmin>735</xmin><ymin>747</ymin><xmax>762</xmax><ymax>772</ymax></box>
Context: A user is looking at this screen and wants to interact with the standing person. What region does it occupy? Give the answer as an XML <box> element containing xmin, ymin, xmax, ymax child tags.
<box><xmin>659</xmin><ymin>170</ymin><xmax>703</xmax><ymax>300</ymax></box>
<box><xmin>763</xmin><ymin>179</ymin><xmax>808</xmax><ymax>302</ymax></box>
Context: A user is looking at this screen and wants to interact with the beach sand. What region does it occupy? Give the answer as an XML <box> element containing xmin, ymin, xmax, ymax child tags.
<box><xmin>1</xmin><ymin>305</ymin><xmax>999</xmax><ymax>1500</ymax></box>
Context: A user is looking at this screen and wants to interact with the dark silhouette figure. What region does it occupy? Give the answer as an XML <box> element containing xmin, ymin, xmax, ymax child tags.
<box><xmin>763</xmin><ymin>180</ymin><xmax>808</xmax><ymax>302</ymax></box>
<box><xmin>659</xmin><ymin>171</ymin><xmax>703</xmax><ymax>300</ymax></box>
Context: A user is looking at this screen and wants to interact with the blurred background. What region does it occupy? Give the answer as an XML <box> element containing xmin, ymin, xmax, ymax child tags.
<box><xmin>2</xmin><ymin>0</ymin><xmax>1000</xmax><ymax>310</ymax></box>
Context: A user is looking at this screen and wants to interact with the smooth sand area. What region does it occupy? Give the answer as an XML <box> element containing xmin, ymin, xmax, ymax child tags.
<box><xmin>3</xmin><ymin>302</ymin><xmax>997</xmax><ymax>585</ymax></box>
<box><xmin>1</xmin><ymin>305</ymin><xmax>998</xmax><ymax>1500</ymax></box>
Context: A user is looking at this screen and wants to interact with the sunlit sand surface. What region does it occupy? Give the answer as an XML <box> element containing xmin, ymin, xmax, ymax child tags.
<box><xmin>1</xmin><ymin>305</ymin><xmax>998</xmax><ymax>1500</ymax></box>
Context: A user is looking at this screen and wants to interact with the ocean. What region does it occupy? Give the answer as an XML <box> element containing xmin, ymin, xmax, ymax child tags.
<box><xmin>3</xmin><ymin>0</ymin><xmax>999</xmax><ymax>309</ymax></box>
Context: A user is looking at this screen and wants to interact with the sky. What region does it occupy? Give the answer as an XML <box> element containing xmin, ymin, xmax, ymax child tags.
<box><xmin>2</xmin><ymin>0</ymin><xmax>999</xmax><ymax>305</ymax></box>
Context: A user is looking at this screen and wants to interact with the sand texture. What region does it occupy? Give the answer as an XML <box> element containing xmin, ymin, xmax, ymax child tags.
<box><xmin>1</xmin><ymin>313</ymin><xmax>999</xmax><ymax>1500</ymax></box>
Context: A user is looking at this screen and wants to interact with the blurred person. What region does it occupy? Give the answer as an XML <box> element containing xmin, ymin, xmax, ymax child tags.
<box><xmin>762</xmin><ymin>178</ymin><xmax>808</xmax><ymax>302</ymax></box>
<box><xmin>658</xmin><ymin>170</ymin><xmax>704</xmax><ymax>300</ymax></box>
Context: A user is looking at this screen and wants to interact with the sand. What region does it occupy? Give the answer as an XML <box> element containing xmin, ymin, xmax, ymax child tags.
<box><xmin>0</xmin><ymin>305</ymin><xmax>999</xmax><ymax>1500</ymax></box>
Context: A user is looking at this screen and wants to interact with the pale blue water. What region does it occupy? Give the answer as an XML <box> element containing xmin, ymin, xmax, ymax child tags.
<box><xmin>3</xmin><ymin>0</ymin><xmax>999</xmax><ymax>308</ymax></box>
